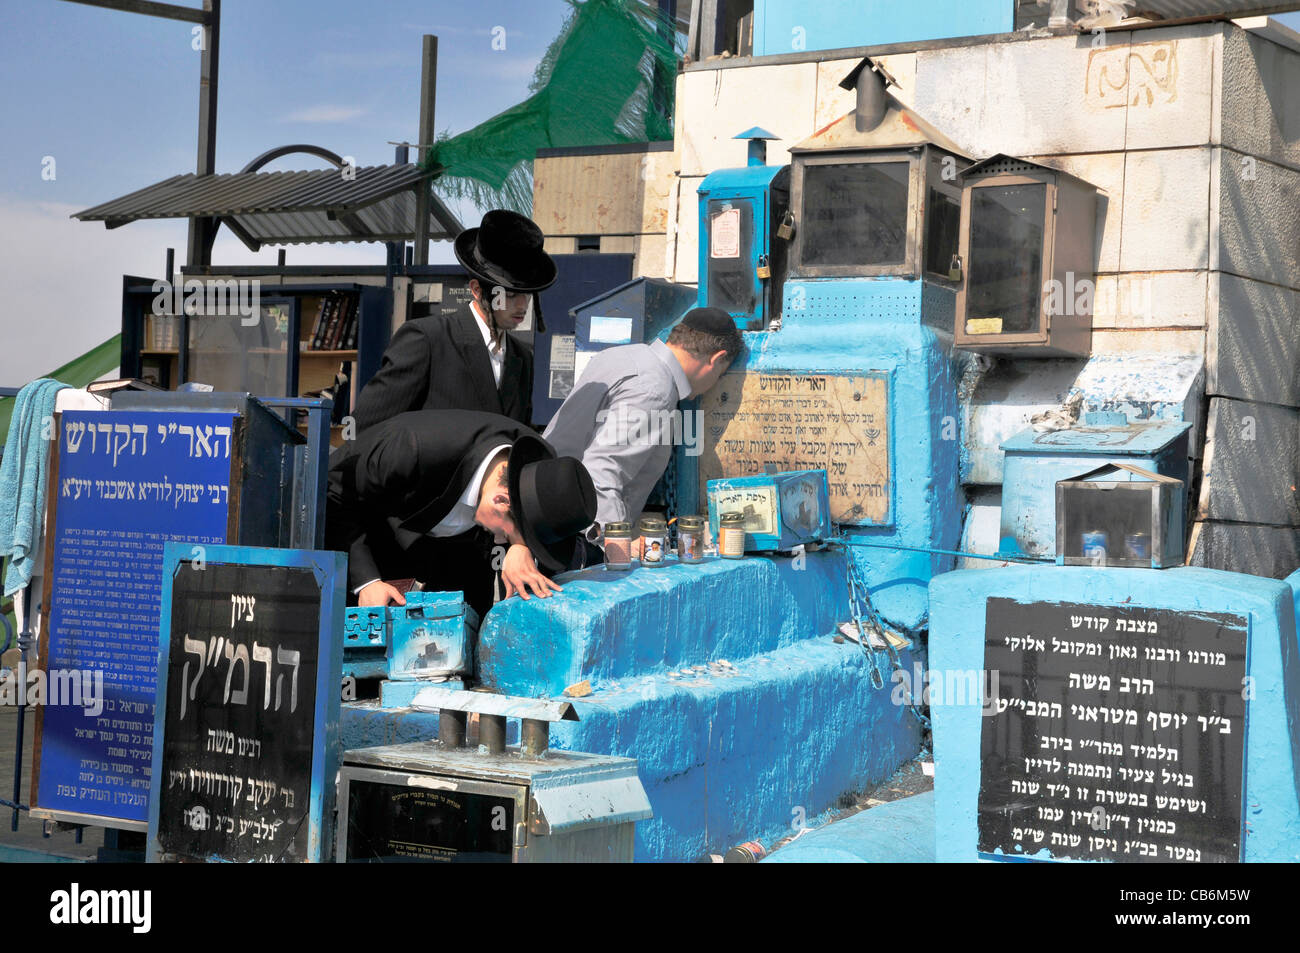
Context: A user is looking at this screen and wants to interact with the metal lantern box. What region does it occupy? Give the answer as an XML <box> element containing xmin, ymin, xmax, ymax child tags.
<box><xmin>999</xmin><ymin>418</ymin><xmax>1190</xmax><ymax>560</ymax></box>
<box><xmin>343</xmin><ymin>591</ymin><xmax>476</xmax><ymax>681</ymax></box>
<box><xmin>337</xmin><ymin>693</ymin><xmax>651</xmax><ymax>864</ymax></box>
<box><xmin>706</xmin><ymin>469</ymin><xmax>833</xmax><ymax>552</ymax></box>
<box><xmin>1056</xmin><ymin>463</ymin><xmax>1186</xmax><ymax>568</ymax></box>
<box><xmin>954</xmin><ymin>154</ymin><xmax>1099</xmax><ymax>357</ymax></box>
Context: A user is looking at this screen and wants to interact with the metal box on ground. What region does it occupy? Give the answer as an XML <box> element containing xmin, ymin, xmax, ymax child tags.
<box><xmin>343</xmin><ymin>591</ymin><xmax>476</xmax><ymax>682</ymax></box>
<box><xmin>1056</xmin><ymin>463</ymin><xmax>1185</xmax><ymax>568</ymax></box>
<box><xmin>706</xmin><ymin>470</ymin><xmax>833</xmax><ymax>552</ymax></box>
<box><xmin>999</xmin><ymin>417</ymin><xmax>1190</xmax><ymax>560</ymax></box>
<box><xmin>337</xmin><ymin>693</ymin><xmax>651</xmax><ymax>863</ymax></box>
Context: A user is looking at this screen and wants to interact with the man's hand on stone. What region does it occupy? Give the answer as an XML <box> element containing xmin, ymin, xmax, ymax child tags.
<box><xmin>501</xmin><ymin>543</ymin><xmax>561</xmax><ymax>600</ymax></box>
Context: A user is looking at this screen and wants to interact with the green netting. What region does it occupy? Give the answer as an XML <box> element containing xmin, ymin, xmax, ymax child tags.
<box><xmin>0</xmin><ymin>335</ymin><xmax>121</xmax><ymax>447</ymax></box>
<box><xmin>423</xmin><ymin>0</ymin><xmax>679</xmax><ymax>215</ymax></box>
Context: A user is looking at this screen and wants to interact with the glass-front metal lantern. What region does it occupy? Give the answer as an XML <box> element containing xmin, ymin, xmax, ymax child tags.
<box><xmin>954</xmin><ymin>154</ymin><xmax>1100</xmax><ymax>357</ymax></box>
<box><xmin>785</xmin><ymin>57</ymin><xmax>968</xmax><ymax>284</ymax></box>
<box><xmin>789</xmin><ymin>136</ymin><xmax>966</xmax><ymax>283</ymax></box>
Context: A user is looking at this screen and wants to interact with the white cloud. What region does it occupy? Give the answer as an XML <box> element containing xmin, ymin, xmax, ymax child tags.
<box><xmin>285</xmin><ymin>105</ymin><xmax>367</xmax><ymax>123</ymax></box>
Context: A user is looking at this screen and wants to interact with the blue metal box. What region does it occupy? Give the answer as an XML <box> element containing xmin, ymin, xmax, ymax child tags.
<box><xmin>706</xmin><ymin>469</ymin><xmax>833</xmax><ymax>552</ymax></box>
<box><xmin>343</xmin><ymin>591</ymin><xmax>477</xmax><ymax>681</ymax></box>
<box><xmin>999</xmin><ymin>418</ymin><xmax>1190</xmax><ymax>560</ymax></box>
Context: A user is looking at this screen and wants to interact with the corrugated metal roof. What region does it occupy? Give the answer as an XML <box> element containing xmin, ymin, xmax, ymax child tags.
<box><xmin>73</xmin><ymin>164</ymin><xmax>463</xmax><ymax>248</ymax></box>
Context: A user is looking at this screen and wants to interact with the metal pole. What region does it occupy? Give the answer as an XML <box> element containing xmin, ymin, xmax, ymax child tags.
<box><xmin>413</xmin><ymin>35</ymin><xmax>438</xmax><ymax>266</ymax></box>
<box><xmin>520</xmin><ymin>719</ymin><xmax>549</xmax><ymax>757</ymax></box>
<box><xmin>186</xmin><ymin>0</ymin><xmax>220</xmax><ymax>271</ymax></box>
<box><xmin>479</xmin><ymin>715</ymin><xmax>507</xmax><ymax>755</ymax></box>
<box><xmin>11</xmin><ymin>583</ymin><xmax>33</xmax><ymax>832</ymax></box>
<box><xmin>438</xmin><ymin>708</ymin><xmax>466</xmax><ymax>748</ymax></box>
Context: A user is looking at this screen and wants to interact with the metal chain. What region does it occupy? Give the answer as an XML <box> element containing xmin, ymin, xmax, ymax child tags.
<box><xmin>836</xmin><ymin>534</ymin><xmax>932</xmax><ymax>731</ymax></box>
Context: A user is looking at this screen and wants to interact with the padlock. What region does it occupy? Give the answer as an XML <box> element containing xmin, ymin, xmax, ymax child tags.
<box><xmin>756</xmin><ymin>254</ymin><xmax>771</xmax><ymax>280</ymax></box>
<box><xmin>776</xmin><ymin>210</ymin><xmax>795</xmax><ymax>240</ymax></box>
<box><xmin>948</xmin><ymin>253</ymin><xmax>963</xmax><ymax>282</ymax></box>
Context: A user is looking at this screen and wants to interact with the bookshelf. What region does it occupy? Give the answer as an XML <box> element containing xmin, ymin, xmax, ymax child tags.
<box><xmin>121</xmin><ymin>278</ymin><xmax>393</xmax><ymax>448</ymax></box>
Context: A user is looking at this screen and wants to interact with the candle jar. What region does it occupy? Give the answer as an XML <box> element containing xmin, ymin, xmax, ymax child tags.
<box><xmin>603</xmin><ymin>522</ymin><xmax>634</xmax><ymax>571</ymax></box>
<box><xmin>677</xmin><ymin>515</ymin><xmax>706</xmax><ymax>563</ymax></box>
<box><xmin>638</xmin><ymin>516</ymin><xmax>668</xmax><ymax>567</ymax></box>
<box><xmin>719</xmin><ymin>512</ymin><xmax>746</xmax><ymax>559</ymax></box>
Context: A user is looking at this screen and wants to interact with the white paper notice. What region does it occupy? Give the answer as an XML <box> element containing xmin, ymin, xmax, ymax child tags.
<box><xmin>711</xmin><ymin>207</ymin><xmax>741</xmax><ymax>259</ymax></box>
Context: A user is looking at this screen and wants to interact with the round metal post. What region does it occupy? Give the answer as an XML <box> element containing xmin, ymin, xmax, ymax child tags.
<box><xmin>521</xmin><ymin>719</ymin><xmax>549</xmax><ymax>757</ymax></box>
<box><xmin>479</xmin><ymin>714</ymin><xmax>507</xmax><ymax>755</ymax></box>
<box><xmin>438</xmin><ymin>708</ymin><xmax>466</xmax><ymax>748</ymax></box>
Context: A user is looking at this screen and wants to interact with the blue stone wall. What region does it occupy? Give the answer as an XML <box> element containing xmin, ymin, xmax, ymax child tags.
<box><xmin>471</xmin><ymin>549</ymin><xmax>923</xmax><ymax>860</ymax></box>
<box><xmin>929</xmin><ymin>566</ymin><xmax>1300</xmax><ymax>862</ymax></box>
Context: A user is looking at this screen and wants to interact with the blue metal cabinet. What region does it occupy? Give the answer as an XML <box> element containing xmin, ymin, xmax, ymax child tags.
<box><xmin>999</xmin><ymin>419</ymin><xmax>1191</xmax><ymax>559</ymax></box>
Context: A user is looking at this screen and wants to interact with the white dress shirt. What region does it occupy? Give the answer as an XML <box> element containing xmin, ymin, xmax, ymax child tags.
<box><xmin>352</xmin><ymin>443</ymin><xmax>510</xmax><ymax>595</ymax></box>
<box><xmin>428</xmin><ymin>443</ymin><xmax>511</xmax><ymax>537</ymax></box>
<box><xmin>471</xmin><ymin>300</ymin><xmax>504</xmax><ymax>388</ymax></box>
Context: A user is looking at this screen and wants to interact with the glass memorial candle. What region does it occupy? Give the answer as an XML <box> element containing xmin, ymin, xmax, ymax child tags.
<box><xmin>638</xmin><ymin>516</ymin><xmax>668</xmax><ymax>567</ymax></box>
<box><xmin>677</xmin><ymin>515</ymin><xmax>706</xmax><ymax>564</ymax></box>
<box><xmin>603</xmin><ymin>522</ymin><xmax>634</xmax><ymax>571</ymax></box>
<box><xmin>719</xmin><ymin>512</ymin><xmax>746</xmax><ymax>559</ymax></box>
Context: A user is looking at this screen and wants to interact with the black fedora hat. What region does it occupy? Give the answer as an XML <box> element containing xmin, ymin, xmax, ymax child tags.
<box><xmin>455</xmin><ymin>209</ymin><xmax>558</xmax><ymax>294</ymax></box>
<box><xmin>506</xmin><ymin>434</ymin><xmax>596</xmax><ymax>572</ymax></box>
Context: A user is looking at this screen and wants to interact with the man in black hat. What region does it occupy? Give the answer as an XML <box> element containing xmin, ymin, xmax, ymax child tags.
<box><xmin>326</xmin><ymin>410</ymin><xmax>596</xmax><ymax>617</ymax></box>
<box><xmin>350</xmin><ymin>210</ymin><xmax>556</xmax><ymax>431</ymax></box>
<box><xmin>544</xmin><ymin>306</ymin><xmax>744</xmax><ymax>537</ymax></box>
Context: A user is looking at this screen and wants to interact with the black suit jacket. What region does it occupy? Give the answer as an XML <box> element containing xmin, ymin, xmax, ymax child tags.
<box><xmin>326</xmin><ymin>410</ymin><xmax>541</xmax><ymax>601</ymax></box>
<box><xmin>351</xmin><ymin>305</ymin><xmax>533</xmax><ymax>431</ymax></box>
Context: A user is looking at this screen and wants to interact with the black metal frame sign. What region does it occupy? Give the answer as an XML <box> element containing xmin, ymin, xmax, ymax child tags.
<box><xmin>979</xmin><ymin>597</ymin><xmax>1248</xmax><ymax>863</ymax></box>
<box><xmin>147</xmin><ymin>544</ymin><xmax>345</xmax><ymax>863</ymax></box>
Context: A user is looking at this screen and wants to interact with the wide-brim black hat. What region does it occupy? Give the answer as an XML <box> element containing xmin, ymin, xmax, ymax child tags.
<box><xmin>455</xmin><ymin>209</ymin><xmax>558</xmax><ymax>294</ymax></box>
<box><xmin>507</xmin><ymin>434</ymin><xmax>596</xmax><ymax>573</ymax></box>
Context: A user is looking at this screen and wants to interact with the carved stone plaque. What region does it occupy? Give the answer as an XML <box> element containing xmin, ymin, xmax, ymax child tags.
<box><xmin>699</xmin><ymin>371</ymin><xmax>891</xmax><ymax>526</ymax></box>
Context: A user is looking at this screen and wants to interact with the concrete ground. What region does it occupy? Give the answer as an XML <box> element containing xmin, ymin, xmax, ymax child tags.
<box><xmin>0</xmin><ymin>706</ymin><xmax>104</xmax><ymax>861</ymax></box>
<box><xmin>766</xmin><ymin>753</ymin><xmax>935</xmax><ymax>856</ymax></box>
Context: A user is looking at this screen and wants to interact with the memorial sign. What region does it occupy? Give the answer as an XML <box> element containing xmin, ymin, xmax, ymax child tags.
<box><xmin>979</xmin><ymin>597</ymin><xmax>1248</xmax><ymax>863</ymax></box>
<box><xmin>699</xmin><ymin>371</ymin><xmax>891</xmax><ymax>526</ymax></box>
<box><xmin>147</xmin><ymin>544</ymin><xmax>344</xmax><ymax>863</ymax></box>
<box><xmin>34</xmin><ymin>410</ymin><xmax>237</xmax><ymax>828</ymax></box>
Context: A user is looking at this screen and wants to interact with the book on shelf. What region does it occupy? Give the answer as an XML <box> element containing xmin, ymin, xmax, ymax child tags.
<box><xmin>307</xmin><ymin>295</ymin><xmax>329</xmax><ymax>350</ymax></box>
<box><xmin>332</xmin><ymin>293</ymin><xmax>358</xmax><ymax>350</ymax></box>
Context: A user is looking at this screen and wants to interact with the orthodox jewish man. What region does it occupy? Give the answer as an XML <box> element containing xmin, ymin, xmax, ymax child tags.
<box><xmin>350</xmin><ymin>210</ymin><xmax>556</xmax><ymax>431</ymax></box>
<box><xmin>326</xmin><ymin>410</ymin><xmax>596</xmax><ymax>619</ymax></box>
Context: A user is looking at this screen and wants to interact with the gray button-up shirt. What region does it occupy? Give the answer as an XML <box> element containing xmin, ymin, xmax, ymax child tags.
<box><xmin>544</xmin><ymin>339</ymin><xmax>690</xmax><ymax>531</ymax></box>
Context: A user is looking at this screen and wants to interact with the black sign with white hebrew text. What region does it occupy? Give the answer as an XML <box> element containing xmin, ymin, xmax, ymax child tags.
<box><xmin>979</xmin><ymin>598</ymin><xmax>1248</xmax><ymax>863</ymax></box>
<box><xmin>155</xmin><ymin>562</ymin><xmax>321</xmax><ymax>862</ymax></box>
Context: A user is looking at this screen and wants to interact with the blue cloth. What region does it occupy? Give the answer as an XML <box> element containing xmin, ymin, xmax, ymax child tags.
<box><xmin>0</xmin><ymin>378</ymin><xmax>69</xmax><ymax>596</ymax></box>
